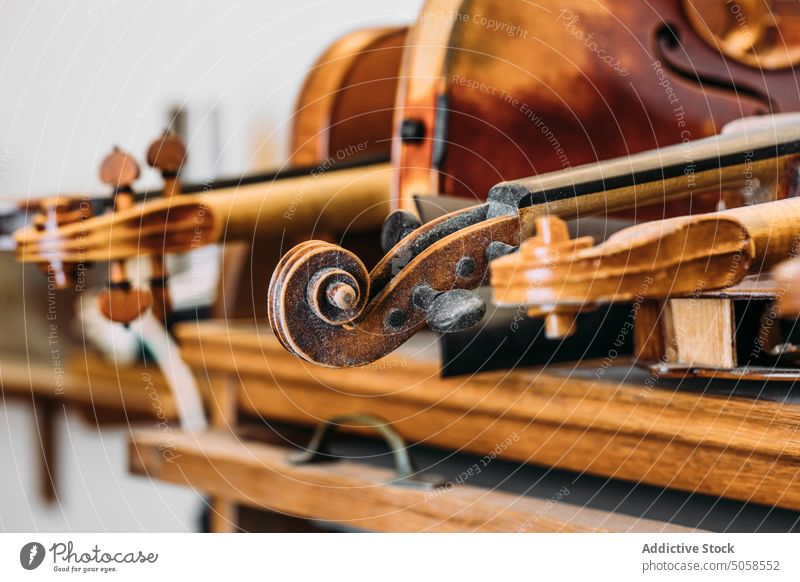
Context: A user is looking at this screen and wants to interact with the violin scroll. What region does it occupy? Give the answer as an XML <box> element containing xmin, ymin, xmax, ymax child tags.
<box><xmin>267</xmin><ymin>203</ymin><xmax>523</xmax><ymax>367</ymax></box>
<box><xmin>268</xmin><ymin>240</ymin><xmax>371</xmax><ymax>362</ymax></box>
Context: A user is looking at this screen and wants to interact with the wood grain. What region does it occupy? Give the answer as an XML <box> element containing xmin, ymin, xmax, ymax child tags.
<box><xmin>15</xmin><ymin>163</ymin><xmax>392</xmax><ymax>264</ymax></box>
<box><xmin>176</xmin><ymin>321</ymin><xmax>800</xmax><ymax>511</ymax></box>
<box><xmin>130</xmin><ymin>428</ymin><xmax>695</xmax><ymax>533</ymax></box>
<box><xmin>669</xmin><ymin>298</ymin><xmax>736</xmax><ymax>369</ymax></box>
<box><xmin>494</xmin><ymin>196</ymin><xmax>800</xmax><ymax>309</ymax></box>
<box><xmin>0</xmin><ymin>352</ymin><xmax>182</xmax><ymax>419</ymax></box>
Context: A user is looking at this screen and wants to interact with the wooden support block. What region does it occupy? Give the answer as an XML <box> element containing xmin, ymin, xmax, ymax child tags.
<box><xmin>669</xmin><ymin>297</ymin><xmax>736</xmax><ymax>368</ymax></box>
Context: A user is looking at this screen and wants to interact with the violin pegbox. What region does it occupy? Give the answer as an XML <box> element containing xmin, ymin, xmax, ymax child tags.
<box><xmin>491</xmin><ymin>216</ymin><xmax>594</xmax><ymax>339</ymax></box>
<box><xmin>490</xmin><ymin>212</ymin><xmax>753</xmax><ymax>312</ymax></box>
<box><xmin>96</xmin><ymin>146</ymin><xmax>153</xmax><ymax>325</ymax></box>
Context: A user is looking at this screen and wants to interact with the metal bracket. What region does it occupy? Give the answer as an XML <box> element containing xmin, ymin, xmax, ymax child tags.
<box><xmin>289</xmin><ymin>413</ymin><xmax>446</xmax><ymax>490</ymax></box>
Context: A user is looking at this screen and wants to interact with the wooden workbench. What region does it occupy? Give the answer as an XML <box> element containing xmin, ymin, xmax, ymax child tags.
<box><xmin>124</xmin><ymin>319</ymin><xmax>800</xmax><ymax>532</ymax></box>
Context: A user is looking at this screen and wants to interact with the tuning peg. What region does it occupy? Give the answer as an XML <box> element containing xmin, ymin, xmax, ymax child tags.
<box><xmin>96</xmin><ymin>147</ymin><xmax>152</xmax><ymax>325</ymax></box>
<box><xmin>525</xmin><ymin>216</ymin><xmax>578</xmax><ymax>338</ymax></box>
<box><xmin>144</xmin><ymin>132</ymin><xmax>188</xmax><ymax>323</ymax></box>
<box><xmin>413</xmin><ymin>285</ymin><xmax>486</xmax><ymax>334</ymax></box>
<box><xmin>491</xmin><ymin>215</ymin><xmax>588</xmax><ymax>339</ymax></box>
<box><xmin>380</xmin><ymin>209</ymin><xmax>421</xmax><ymax>253</ymax></box>
<box><xmin>146</xmin><ymin>130</ymin><xmax>187</xmax><ymax>178</ymax></box>
<box><xmin>97</xmin><ymin>282</ymin><xmax>153</xmax><ymax>324</ymax></box>
<box><xmin>485</xmin><ymin>240</ymin><xmax>518</xmax><ymax>262</ymax></box>
<box><xmin>99</xmin><ymin>146</ymin><xmax>140</xmax><ymax>193</ymax></box>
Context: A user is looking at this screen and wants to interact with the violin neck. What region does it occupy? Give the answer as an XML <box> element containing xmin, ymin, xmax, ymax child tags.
<box><xmin>200</xmin><ymin>162</ymin><xmax>393</xmax><ymax>241</ymax></box>
<box><xmin>492</xmin><ymin>121</ymin><xmax>800</xmax><ymax>226</ymax></box>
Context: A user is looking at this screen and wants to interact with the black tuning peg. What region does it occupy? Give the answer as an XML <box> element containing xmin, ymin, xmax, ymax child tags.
<box><xmin>485</xmin><ymin>240</ymin><xmax>518</xmax><ymax>262</ymax></box>
<box><xmin>380</xmin><ymin>209</ymin><xmax>422</xmax><ymax>253</ymax></box>
<box><xmin>413</xmin><ymin>285</ymin><xmax>486</xmax><ymax>334</ymax></box>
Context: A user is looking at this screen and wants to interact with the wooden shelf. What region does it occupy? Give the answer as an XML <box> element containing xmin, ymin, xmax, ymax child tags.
<box><xmin>0</xmin><ymin>352</ymin><xmax>179</xmax><ymax>419</ymax></box>
<box><xmin>129</xmin><ymin>428</ymin><xmax>693</xmax><ymax>533</ymax></box>
<box><xmin>175</xmin><ymin>320</ymin><xmax>800</xmax><ymax>513</ymax></box>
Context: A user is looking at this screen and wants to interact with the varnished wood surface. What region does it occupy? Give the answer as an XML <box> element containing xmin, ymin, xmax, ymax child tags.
<box><xmin>0</xmin><ymin>353</ymin><xmax>180</xmax><ymax>419</ymax></box>
<box><xmin>392</xmin><ymin>0</ymin><xmax>462</xmax><ymax>209</ymax></box>
<box><xmin>176</xmin><ymin>320</ymin><xmax>800</xmax><ymax>512</ymax></box>
<box><xmin>15</xmin><ymin>162</ymin><xmax>393</xmax><ymax>264</ymax></box>
<box><xmin>129</xmin><ymin>428</ymin><xmax>694</xmax><ymax>532</ymax></box>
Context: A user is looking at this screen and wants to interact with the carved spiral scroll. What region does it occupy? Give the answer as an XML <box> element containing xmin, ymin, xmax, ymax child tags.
<box><xmin>267</xmin><ymin>214</ymin><xmax>522</xmax><ymax>368</ymax></box>
<box><xmin>269</xmin><ymin>240</ymin><xmax>370</xmax><ymax>354</ymax></box>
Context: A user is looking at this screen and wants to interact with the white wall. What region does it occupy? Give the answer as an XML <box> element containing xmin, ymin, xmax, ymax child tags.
<box><xmin>0</xmin><ymin>0</ymin><xmax>421</xmax><ymax>196</ymax></box>
<box><xmin>0</xmin><ymin>0</ymin><xmax>422</xmax><ymax>532</ymax></box>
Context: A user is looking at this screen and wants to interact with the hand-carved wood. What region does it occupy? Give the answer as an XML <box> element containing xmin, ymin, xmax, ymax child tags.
<box><xmin>15</xmin><ymin>163</ymin><xmax>392</xmax><ymax>264</ymax></box>
<box><xmin>492</xmin><ymin>197</ymin><xmax>800</xmax><ymax>314</ymax></box>
<box><xmin>145</xmin><ymin>131</ymin><xmax>188</xmax><ymax>322</ymax></box>
<box><xmin>95</xmin><ymin>147</ymin><xmax>153</xmax><ymax>324</ymax></box>
<box><xmin>269</xmin><ymin>120</ymin><xmax>800</xmax><ymax>367</ymax></box>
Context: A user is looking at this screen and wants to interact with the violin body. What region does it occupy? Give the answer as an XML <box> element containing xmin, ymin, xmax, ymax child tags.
<box><xmin>394</xmin><ymin>0</ymin><xmax>799</xmax><ymax>216</ymax></box>
<box><xmin>291</xmin><ymin>27</ymin><xmax>406</xmax><ymax>166</ymax></box>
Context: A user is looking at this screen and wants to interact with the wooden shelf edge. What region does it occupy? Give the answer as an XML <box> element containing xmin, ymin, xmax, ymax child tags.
<box><xmin>129</xmin><ymin>429</ymin><xmax>697</xmax><ymax>533</ymax></box>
